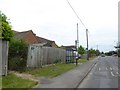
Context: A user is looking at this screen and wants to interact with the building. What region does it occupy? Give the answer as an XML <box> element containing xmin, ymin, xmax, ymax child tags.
<box><xmin>61</xmin><ymin>45</ymin><xmax>77</xmax><ymax>63</ymax></box>
<box><xmin>14</xmin><ymin>30</ymin><xmax>38</xmax><ymax>44</ymax></box>
<box><xmin>36</xmin><ymin>36</ymin><xmax>58</xmax><ymax>48</ymax></box>
<box><xmin>14</xmin><ymin>30</ymin><xmax>58</xmax><ymax>48</ymax></box>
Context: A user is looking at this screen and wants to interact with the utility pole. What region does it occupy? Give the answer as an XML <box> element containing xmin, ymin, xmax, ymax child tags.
<box><xmin>86</xmin><ymin>29</ymin><xmax>89</xmax><ymax>60</ymax></box>
<box><xmin>77</xmin><ymin>23</ymin><xmax>79</xmax><ymax>50</ymax></box>
<box><xmin>97</xmin><ymin>45</ymin><xmax>98</xmax><ymax>50</ymax></box>
<box><xmin>76</xmin><ymin>23</ymin><xmax>79</xmax><ymax>65</ymax></box>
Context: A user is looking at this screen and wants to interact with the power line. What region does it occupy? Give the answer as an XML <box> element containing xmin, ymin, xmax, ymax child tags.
<box><xmin>66</xmin><ymin>0</ymin><xmax>87</xmax><ymax>29</ymax></box>
<box><xmin>66</xmin><ymin>0</ymin><xmax>89</xmax><ymax>60</ymax></box>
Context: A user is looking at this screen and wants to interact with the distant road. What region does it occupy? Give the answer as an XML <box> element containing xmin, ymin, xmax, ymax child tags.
<box><xmin>78</xmin><ymin>56</ymin><xmax>119</xmax><ymax>88</ymax></box>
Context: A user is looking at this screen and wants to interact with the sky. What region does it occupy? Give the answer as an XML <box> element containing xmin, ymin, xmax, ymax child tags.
<box><xmin>0</xmin><ymin>0</ymin><xmax>119</xmax><ymax>52</ymax></box>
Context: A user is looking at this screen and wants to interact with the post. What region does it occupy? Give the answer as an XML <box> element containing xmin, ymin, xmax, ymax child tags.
<box><xmin>86</xmin><ymin>29</ymin><xmax>89</xmax><ymax>60</ymax></box>
<box><xmin>76</xmin><ymin>23</ymin><xmax>79</xmax><ymax>65</ymax></box>
<box><xmin>77</xmin><ymin>23</ymin><xmax>79</xmax><ymax>49</ymax></box>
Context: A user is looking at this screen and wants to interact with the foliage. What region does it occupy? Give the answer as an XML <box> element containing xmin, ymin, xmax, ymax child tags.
<box><xmin>54</xmin><ymin>59</ymin><xmax>62</xmax><ymax>64</ymax></box>
<box><xmin>78</xmin><ymin>45</ymin><xmax>85</xmax><ymax>55</ymax></box>
<box><xmin>0</xmin><ymin>11</ymin><xmax>14</xmax><ymax>41</ymax></box>
<box><xmin>78</xmin><ymin>59</ymin><xmax>87</xmax><ymax>63</ymax></box>
<box><xmin>88</xmin><ymin>48</ymin><xmax>98</xmax><ymax>57</ymax></box>
<box><xmin>0</xmin><ymin>76</ymin><xmax>1</xmax><ymax>89</ymax></box>
<box><xmin>8</xmin><ymin>38</ymin><xmax>28</xmax><ymax>72</ymax></box>
<box><xmin>105</xmin><ymin>51</ymin><xmax>112</xmax><ymax>56</ymax></box>
<box><xmin>88</xmin><ymin>48</ymin><xmax>95</xmax><ymax>54</ymax></box>
<box><xmin>2</xmin><ymin>73</ymin><xmax>37</xmax><ymax>88</ymax></box>
<box><xmin>95</xmin><ymin>49</ymin><xmax>100</xmax><ymax>56</ymax></box>
<box><xmin>105</xmin><ymin>51</ymin><xmax>117</xmax><ymax>56</ymax></box>
<box><xmin>78</xmin><ymin>45</ymin><xmax>100</xmax><ymax>57</ymax></box>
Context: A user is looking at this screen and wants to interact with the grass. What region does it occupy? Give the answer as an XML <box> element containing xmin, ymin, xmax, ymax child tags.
<box><xmin>0</xmin><ymin>76</ymin><xmax>2</xmax><ymax>89</ymax></box>
<box><xmin>89</xmin><ymin>56</ymin><xmax>97</xmax><ymax>60</ymax></box>
<box><xmin>78</xmin><ymin>59</ymin><xmax>88</xmax><ymax>63</ymax></box>
<box><xmin>78</xmin><ymin>56</ymin><xmax>97</xmax><ymax>63</ymax></box>
<box><xmin>25</xmin><ymin>63</ymin><xmax>78</xmax><ymax>78</ymax></box>
<box><xmin>2</xmin><ymin>73</ymin><xmax>38</xmax><ymax>89</ymax></box>
<box><xmin>25</xmin><ymin>57</ymin><xmax>97</xmax><ymax>78</ymax></box>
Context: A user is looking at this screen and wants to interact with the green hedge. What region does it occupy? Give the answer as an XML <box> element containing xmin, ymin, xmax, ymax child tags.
<box><xmin>8</xmin><ymin>39</ymin><xmax>28</xmax><ymax>72</ymax></box>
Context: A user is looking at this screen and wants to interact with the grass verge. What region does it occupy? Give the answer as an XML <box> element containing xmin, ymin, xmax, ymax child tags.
<box><xmin>78</xmin><ymin>59</ymin><xmax>88</xmax><ymax>63</ymax></box>
<box><xmin>2</xmin><ymin>73</ymin><xmax>37</xmax><ymax>89</ymax></box>
<box><xmin>78</xmin><ymin>56</ymin><xmax>97</xmax><ymax>63</ymax></box>
<box><xmin>26</xmin><ymin>63</ymin><xmax>78</xmax><ymax>78</ymax></box>
<box><xmin>0</xmin><ymin>76</ymin><xmax>2</xmax><ymax>89</ymax></box>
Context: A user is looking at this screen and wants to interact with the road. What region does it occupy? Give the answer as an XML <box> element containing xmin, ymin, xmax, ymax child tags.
<box><xmin>35</xmin><ymin>57</ymin><xmax>98</xmax><ymax>88</ymax></box>
<box><xmin>78</xmin><ymin>56</ymin><xmax>119</xmax><ymax>88</ymax></box>
<box><xmin>33</xmin><ymin>56</ymin><xmax>119</xmax><ymax>89</ymax></box>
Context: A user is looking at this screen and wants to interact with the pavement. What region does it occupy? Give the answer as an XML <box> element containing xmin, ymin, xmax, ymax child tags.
<box><xmin>33</xmin><ymin>57</ymin><xmax>99</xmax><ymax>88</ymax></box>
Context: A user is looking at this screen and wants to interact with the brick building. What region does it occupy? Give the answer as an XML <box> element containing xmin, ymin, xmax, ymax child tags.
<box><xmin>14</xmin><ymin>30</ymin><xmax>58</xmax><ymax>48</ymax></box>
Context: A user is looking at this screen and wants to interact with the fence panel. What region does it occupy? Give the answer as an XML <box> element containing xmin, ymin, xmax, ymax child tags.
<box><xmin>27</xmin><ymin>44</ymin><xmax>66</xmax><ymax>68</ymax></box>
<box><xmin>1</xmin><ymin>40</ymin><xmax>8</xmax><ymax>76</ymax></box>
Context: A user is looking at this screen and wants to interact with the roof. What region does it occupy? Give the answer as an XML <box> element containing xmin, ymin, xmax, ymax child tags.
<box><xmin>13</xmin><ymin>30</ymin><xmax>38</xmax><ymax>44</ymax></box>
<box><xmin>61</xmin><ymin>45</ymin><xmax>77</xmax><ymax>51</ymax></box>
<box><xmin>14</xmin><ymin>30</ymin><xmax>33</xmax><ymax>39</ymax></box>
<box><xmin>36</xmin><ymin>36</ymin><xmax>55</xmax><ymax>47</ymax></box>
<box><xmin>13</xmin><ymin>30</ymin><xmax>58</xmax><ymax>47</ymax></box>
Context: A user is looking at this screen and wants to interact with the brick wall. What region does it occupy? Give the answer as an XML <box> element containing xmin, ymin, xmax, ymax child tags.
<box><xmin>25</xmin><ymin>31</ymin><xmax>38</xmax><ymax>44</ymax></box>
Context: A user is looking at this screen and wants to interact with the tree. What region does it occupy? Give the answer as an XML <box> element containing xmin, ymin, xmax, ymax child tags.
<box><xmin>78</xmin><ymin>45</ymin><xmax>85</xmax><ymax>55</ymax></box>
<box><xmin>0</xmin><ymin>11</ymin><xmax>14</xmax><ymax>41</ymax></box>
<box><xmin>95</xmin><ymin>49</ymin><xmax>100</xmax><ymax>56</ymax></box>
<box><xmin>88</xmin><ymin>48</ymin><xmax>96</xmax><ymax>57</ymax></box>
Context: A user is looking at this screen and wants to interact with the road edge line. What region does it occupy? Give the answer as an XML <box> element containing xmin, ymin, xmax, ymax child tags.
<box><xmin>75</xmin><ymin>60</ymin><xmax>98</xmax><ymax>88</ymax></box>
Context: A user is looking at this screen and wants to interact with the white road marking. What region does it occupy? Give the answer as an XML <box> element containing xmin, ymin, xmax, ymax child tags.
<box><xmin>111</xmin><ymin>72</ymin><xmax>115</xmax><ymax>77</ymax></box>
<box><xmin>89</xmin><ymin>73</ymin><xmax>92</xmax><ymax>75</ymax></box>
<box><xmin>99</xmin><ymin>68</ymin><xmax>101</xmax><ymax>71</ymax></box>
<box><xmin>116</xmin><ymin>72</ymin><xmax>118</xmax><ymax>75</ymax></box>
<box><xmin>95</xmin><ymin>64</ymin><xmax>97</xmax><ymax>67</ymax></box>
<box><xmin>110</xmin><ymin>67</ymin><xmax>112</xmax><ymax>71</ymax></box>
<box><xmin>106</xmin><ymin>68</ymin><xmax>108</xmax><ymax>70</ymax></box>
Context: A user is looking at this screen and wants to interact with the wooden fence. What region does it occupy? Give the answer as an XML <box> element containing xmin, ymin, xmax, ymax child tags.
<box><xmin>0</xmin><ymin>39</ymin><xmax>8</xmax><ymax>76</ymax></box>
<box><xmin>27</xmin><ymin>44</ymin><xmax>66</xmax><ymax>68</ymax></box>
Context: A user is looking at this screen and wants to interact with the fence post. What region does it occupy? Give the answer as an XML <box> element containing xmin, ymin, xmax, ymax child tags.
<box><xmin>40</xmin><ymin>46</ymin><xmax>43</xmax><ymax>68</ymax></box>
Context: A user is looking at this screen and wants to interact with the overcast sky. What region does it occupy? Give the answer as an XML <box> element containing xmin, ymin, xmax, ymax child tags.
<box><xmin>0</xmin><ymin>0</ymin><xmax>119</xmax><ymax>52</ymax></box>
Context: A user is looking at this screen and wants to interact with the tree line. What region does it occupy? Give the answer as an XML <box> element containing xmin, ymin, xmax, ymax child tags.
<box><xmin>78</xmin><ymin>45</ymin><xmax>100</xmax><ymax>57</ymax></box>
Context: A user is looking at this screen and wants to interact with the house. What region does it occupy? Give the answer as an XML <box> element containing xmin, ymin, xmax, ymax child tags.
<box><xmin>36</xmin><ymin>36</ymin><xmax>58</xmax><ymax>48</ymax></box>
<box><xmin>14</xmin><ymin>30</ymin><xmax>38</xmax><ymax>44</ymax></box>
<box><xmin>14</xmin><ymin>30</ymin><xmax>58</xmax><ymax>48</ymax></box>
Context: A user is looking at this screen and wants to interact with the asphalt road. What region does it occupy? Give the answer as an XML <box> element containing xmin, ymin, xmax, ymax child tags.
<box><xmin>35</xmin><ymin>57</ymin><xmax>98</xmax><ymax>88</ymax></box>
<box><xmin>78</xmin><ymin>56</ymin><xmax>119</xmax><ymax>88</ymax></box>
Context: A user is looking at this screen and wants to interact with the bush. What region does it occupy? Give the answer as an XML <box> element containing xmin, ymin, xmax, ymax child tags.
<box><xmin>54</xmin><ymin>59</ymin><xmax>62</xmax><ymax>64</ymax></box>
<box><xmin>8</xmin><ymin>39</ymin><xmax>28</xmax><ymax>72</ymax></box>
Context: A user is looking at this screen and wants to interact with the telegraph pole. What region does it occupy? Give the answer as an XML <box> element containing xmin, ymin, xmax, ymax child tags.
<box><xmin>75</xmin><ymin>23</ymin><xmax>79</xmax><ymax>65</ymax></box>
<box><xmin>77</xmin><ymin>23</ymin><xmax>79</xmax><ymax>50</ymax></box>
<box><xmin>86</xmin><ymin>29</ymin><xmax>89</xmax><ymax>60</ymax></box>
